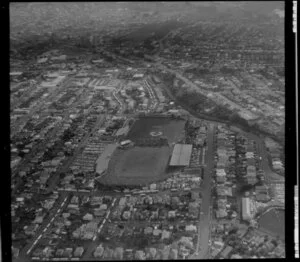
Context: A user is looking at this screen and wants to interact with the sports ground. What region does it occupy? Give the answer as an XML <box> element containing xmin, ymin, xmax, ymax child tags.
<box><xmin>126</xmin><ymin>116</ymin><xmax>185</xmax><ymax>144</ymax></box>
<box><xmin>98</xmin><ymin>117</ymin><xmax>186</xmax><ymax>186</ymax></box>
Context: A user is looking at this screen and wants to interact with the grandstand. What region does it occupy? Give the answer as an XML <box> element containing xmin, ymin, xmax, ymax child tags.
<box><xmin>169</xmin><ymin>144</ymin><xmax>192</xmax><ymax>166</ymax></box>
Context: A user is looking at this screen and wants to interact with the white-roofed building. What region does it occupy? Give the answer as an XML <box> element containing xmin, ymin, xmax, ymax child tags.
<box><xmin>242</xmin><ymin>197</ymin><xmax>252</xmax><ymax>221</ymax></box>
<box><xmin>169</xmin><ymin>144</ymin><xmax>193</xmax><ymax>166</ymax></box>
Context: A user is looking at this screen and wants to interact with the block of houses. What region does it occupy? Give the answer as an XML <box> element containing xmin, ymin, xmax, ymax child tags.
<box><xmin>220</xmin><ymin>246</ymin><xmax>233</xmax><ymax>258</ymax></box>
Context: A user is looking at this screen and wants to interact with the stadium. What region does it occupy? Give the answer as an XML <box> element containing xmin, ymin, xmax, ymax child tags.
<box><xmin>97</xmin><ymin>116</ymin><xmax>193</xmax><ymax>186</ymax></box>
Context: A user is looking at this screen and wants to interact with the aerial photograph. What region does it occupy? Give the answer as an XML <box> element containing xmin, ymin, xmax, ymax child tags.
<box><xmin>10</xmin><ymin>2</ymin><xmax>286</xmax><ymax>261</ymax></box>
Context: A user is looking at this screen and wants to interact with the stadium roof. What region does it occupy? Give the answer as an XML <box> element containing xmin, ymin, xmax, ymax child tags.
<box><xmin>169</xmin><ymin>144</ymin><xmax>192</xmax><ymax>166</ymax></box>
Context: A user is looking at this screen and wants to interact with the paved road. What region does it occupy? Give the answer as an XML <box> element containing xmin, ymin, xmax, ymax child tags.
<box><xmin>82</xmin><ymin>197</ymin><xmax>117</xmax><ymax>259</ymax></box>
<box><xmin>12</xmin><ymin>86</ymin><xmax>94</xmax><ymax>195</ymax></box>
<box><xmin>108</xmin><ymin>52</ymin><xmax>220</xmax><ymax>259</ymax></box>
<box><xmin>229</xmin><ymin>126</ymin><xmax>283</xmax><ymax>182</ymax></box>
<box><xmin>46</xmin><ymin>113</ymin><xmax>106</xmax><ymax>193</ymax></box>
<box><xmin>18</xmin><ymin>192</ymin><xmax>69</xmax><ymax>260</ymax></box>
<box><xmin>192</xmin><ymin>123</ymin><xmax>215</xmax><ymax>259</ymax></box>
<box><xmin>11</xmin><ymin>76</ymin><xmax>72</xmax><ymax>137</ymax></box>
<box><xmin>17</xmin><ymin>113</ymin><xmax>106</xmax><ymax>259</ymax></box>
<box><xmin>143</xmin><ymin>78</ymin><xmax>159</xmax><ymax>111</ymax></box>
<box><xmin>15</xmin><ymin>113</ymin><xmax>106</xmax><ymax>261</ymax></box>
<box><xmin>255</xmin><ymin>138</ymin><xmax>284</xmax><ymax>182</ymax></box>
<box><xmin>11</xmin><ymin>81</ymin><xmax>40</xmax><ymax>112</ymax></box>
<box><xmin>12</xmin><ymin>76</ymin><xmax>79</xmax><ymax>175</ymax></box>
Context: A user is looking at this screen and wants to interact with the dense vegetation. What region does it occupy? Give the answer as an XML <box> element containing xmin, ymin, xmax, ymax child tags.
<box><xmin>156</xmin><ymin>71</ymin><xmax>283</xmax><ymax>144</ymax></box>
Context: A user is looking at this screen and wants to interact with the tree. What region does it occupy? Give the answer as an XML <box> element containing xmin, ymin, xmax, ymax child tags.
<box><xmin>228</xmin><ymin>226</ymin><xmax>239</xmax><ymax>235</ymax></box>
<box><xmin>271</xmin><ymin>239</ymin><xmax>278</xmax><ymax>247</ymax></box>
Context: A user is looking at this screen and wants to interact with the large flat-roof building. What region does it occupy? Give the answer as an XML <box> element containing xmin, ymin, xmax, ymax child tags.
<box><xmin>169</xmin><ymin>144</ymin><xmax>192</xmax><ymax>166</ymax></box>
<box><xmin>242</xmin><ymin>197</ymin><xmax>252</xmax><ymax>221</ymax></box>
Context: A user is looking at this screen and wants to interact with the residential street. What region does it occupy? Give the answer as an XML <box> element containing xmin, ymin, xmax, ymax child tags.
<box><xmin>192</xmin><ymin>123</ymin><xmax>215</xmax><ymax>259</ymax></box>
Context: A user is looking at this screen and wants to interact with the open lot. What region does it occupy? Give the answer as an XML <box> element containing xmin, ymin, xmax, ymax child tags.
<box><xmin>99</xmin><ymin>146</ymin><xmax>172</xmax><ymax>185</ymax></box>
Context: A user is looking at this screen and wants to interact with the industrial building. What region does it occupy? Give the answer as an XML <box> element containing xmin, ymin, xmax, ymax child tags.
<box><xmin>169</xmin><ymin>144</ymin><xmax>193</xmax><ymax>166</ymax></box>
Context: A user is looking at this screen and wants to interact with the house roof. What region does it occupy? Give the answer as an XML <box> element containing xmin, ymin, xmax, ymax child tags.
<box><xmin>220</xmin><ymin>246</ymin><xmax>233</xmax><ymax>258</ymax></box>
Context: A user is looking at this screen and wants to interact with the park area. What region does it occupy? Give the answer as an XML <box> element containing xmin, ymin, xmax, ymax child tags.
<box><xmin>98</xmin><ymin>146</ymin><xmax>172</xmax><ymax>186</ymax></box>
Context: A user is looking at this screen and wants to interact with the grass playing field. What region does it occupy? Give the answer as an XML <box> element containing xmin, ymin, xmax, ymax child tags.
<box><xmin>126</xmin><ymin>117</ymin><xmax>185</xmax><ymax>144</ymax></box>
<box><xmin>98</xmin><ymin>146</ymin><xmax>172</xmax><ymax>186</ymax></box>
